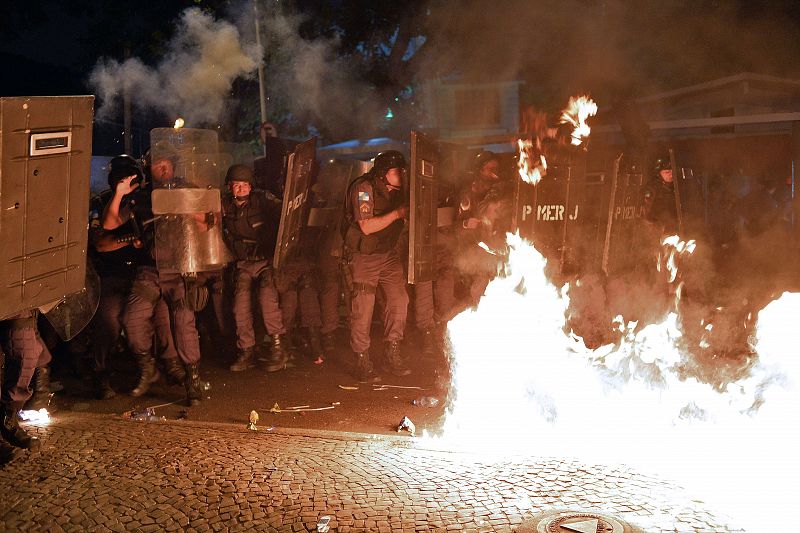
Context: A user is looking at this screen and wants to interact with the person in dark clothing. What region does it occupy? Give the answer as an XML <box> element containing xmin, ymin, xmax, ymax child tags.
<box><xmin>342</xmin><ymin>151</ymin><xmax>411</xmax><ymax>382</ymax></box>
<box><xmin>222</xmin><ymin>164</ymin><xmax>289</xmax><ymax>373</ymax></box>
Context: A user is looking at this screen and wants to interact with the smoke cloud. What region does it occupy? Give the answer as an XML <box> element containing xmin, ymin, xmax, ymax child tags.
<box><xmin>243</xmin><ymin>8</ymin><xmax>387</xmax><ymax>139</ymax></box>
<box><xmin>90</xmin><ymin>8</ymin><xmax>260</xmax><ymax>125</ymax></box>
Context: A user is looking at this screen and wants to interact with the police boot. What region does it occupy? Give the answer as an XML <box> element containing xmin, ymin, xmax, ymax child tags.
<box><xmin>185</xmin><ymin>363</ymin><xmax>202</xmax><ymax>407</ymax></box>
<box><xmin>354</xmin><ymin>351</ymin><xmax>380</xmax><ymax>383</ymax></box>
<box><xmin>264</xmin><ymin>334</ymin><xmax>289</xmax><ymax>372</ymax></box>
<box><xmin>25</xmin><ymin>366</ymin><xmax>53</xmax><ymax>410</ymax></box>
<box><xmin>421</xmin><ymin>329</ymin><xmax>439</xmax><ymax>358</ymax></box>
<box><xmin>92</xmin><ymin>371</ymin><xmax>116</xmax><ymax>400</ymax></box>
<box><xmin>162</xmin><ymin>357</ymin><xmax>186</xmax><ymax>385</ymax></box>
<box><xmin>131</xmin><ymin>353</ymin><xmax>160</xmax><ymax>397</ymax></box>
<box><xmin>385</xmin><ymin>341</ymin><xmax>411</xmax><ymax>377</ymax></box>
<box><xmin>0</xmin><ymin>402</ymin><xmax>40</xmax><ymax>450</ymax></box>
<box><xmin>308</xmin><ymin>327</ymin><xmax>325</xmax><ymax>365</ymax></box>
<box><xmin>321</xmin><ymin>331</ymin><xmax>337</xmax><ymax>354</ymax></box>
<box><xmin>230</xmin><ymin>347</ymin><xmax>256</xmax><ymax>372</ymax></box>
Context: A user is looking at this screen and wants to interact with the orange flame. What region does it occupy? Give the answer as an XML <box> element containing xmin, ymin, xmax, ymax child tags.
<box><xmin>517</xmin><ymin>139</ymin><xmax>547</xmax><ymax>185</ymax></box>
<box><xmin>559</xmin><ymin>95</ymin><xmax>597</xmax><ymax>146</ymax></box>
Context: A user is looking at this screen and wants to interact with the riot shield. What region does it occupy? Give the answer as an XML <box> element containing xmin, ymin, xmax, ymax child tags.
<box><xmin>601</xmin><ymin>153</ymin><xmax>651</xmax><ymax>276</ymax></box>
<box><xmin>514</xmin><ymin>144</ymin><xmax>595</xmax><ymax>275</ymax></box>
<box><xmin>408</xmin><ymin>131</ymin><xmax>439</xmax><ymax>284</ymax></box>
<box><xmin>149</xmin><ymin>128</ymin><xmax>233</xmax><ymax>273</ymax></box>
<box><xmin>0</xmin><ymin>96</ymin><xmax>94</xmax><ymax>321</ymax></box>
<box><xmin>254</xmin><ymin>136</ymin><xmax>300</xmax><ymax>196</ymax></box>
<box><xmin>273</xmin><ymin>137</ymin><xmax>317</xmax><ymax>269</ymax></box>
<box><xmin>669</xmin><ymin>148</ymin><xmax>705</xmax><ymax>238</ymax></box>
<box><xmin>42</xmin><ymin>262</ymin><xmax>100</xmax><ymax>341</ymax></box>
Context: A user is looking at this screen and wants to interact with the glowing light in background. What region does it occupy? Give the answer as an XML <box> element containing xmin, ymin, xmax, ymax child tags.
<box><xmin>173</xmin><ymin>117</ymin><xmax>185</xmax><ymax>129</ymax></box>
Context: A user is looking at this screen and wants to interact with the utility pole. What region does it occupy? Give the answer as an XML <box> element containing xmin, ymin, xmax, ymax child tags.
<box><xmin>253</xmin><ymin>0</ymin><xmax>268</xmax><ymax>125</ymax></box>
<box><xmin>123</xmin><ymin>45</ymin><xmax>132</xmax><ymax>155</ymax></box>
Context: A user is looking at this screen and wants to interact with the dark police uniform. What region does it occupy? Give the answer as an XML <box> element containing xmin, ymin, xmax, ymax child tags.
<box><xmin>222</xmin><ymin>187</ymin><xmax>288</xmax><ymax>372</ymax></box>
<box><xmin>0</xmin><ymin>310</ymin><xmax>45</xmax><ymax>449</ymax></box>
<box><xmin>122</xmin><ymin>184</ymin><xmax>206</xmax><ymax>405</ymax></box>
<box><xmin>344</xmin><ymin>171</ymin><xmax>410</xmax><ymax>379</ymax></box>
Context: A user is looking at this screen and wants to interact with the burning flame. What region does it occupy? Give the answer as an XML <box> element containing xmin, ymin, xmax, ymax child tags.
<box><xmin>436</xmin><ymin>233</ymin><xmax>799</xmax><ymax>532</ymax></box>
<box><xmin>19</xmin><ymin>408</ymin><xmax>51</xmax><ymax>425</ymax></box>
<box><xmin>559</xmin><ymin>95</ymin><xmax>597</xmax><ymax>146</ymax></box>
<box><xmin>174</xmin><ymin>117</ymin><xmax>185</xmax><ymax>129</ymax></box>
<box><xmin>517</xmin><ymin>139</ymin><xmax>547</xmax><ymax>185</ymax></box>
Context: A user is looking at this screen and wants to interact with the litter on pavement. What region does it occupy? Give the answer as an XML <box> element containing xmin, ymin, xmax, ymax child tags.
<box><xmin>247</xmin><ymin>410</ymin><xmax>259</xmax><ymax>430</ymax></box>
<box><xmin>397</xmin><ymin>416</ymin><xmax>416</xmax><ymax>436</ymax></box>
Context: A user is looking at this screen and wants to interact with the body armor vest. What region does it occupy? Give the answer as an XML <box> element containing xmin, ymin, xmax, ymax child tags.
<box><xmin>343</xmin><ymin>173</ymin><xmax>404</xmax><ymax>255</ymax></box>
<box><xmin>223</xmin><ymin>194</ymin><xmax>278</xmax><ymax>261</ymax></box>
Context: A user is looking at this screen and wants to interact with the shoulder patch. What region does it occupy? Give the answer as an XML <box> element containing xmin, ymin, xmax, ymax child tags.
<box><xmin>358</xmin><ymin>191</ymin><xmax>370</xmax><ymax>202</ymax></box>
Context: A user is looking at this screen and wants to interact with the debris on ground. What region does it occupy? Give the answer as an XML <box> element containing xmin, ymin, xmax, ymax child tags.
<box><xmin>412</xmin><ymin>396</ymin><xmax>439</xmax><ymax>407</ymax></box>
<box><xmin>123</xmin><ymin>407</ymin><xmax>166</xmax><ymax>422</ymax></box>
<box><xmin>338</xmin><ymin>385</ymin><xmax>359</xmax><ymax>390</ymax></box>
<box><xmin>373</xmin><ymin>384</ymin><xmax>424</xmax><ymax>391</ymax></box>
<box><xmin>176</xmin><ymin>410</ymin><xmax>189</xmax><ymax>420</ymax></box>
<box><xmin>317</xmin><ymin>515</ymin><xmax>331</xmax><ymax>532</ymax></box>
<box><xmin>247</xmin><ymin>410</ymin><xmax>259</xmax><ymax>430</ymax></box>
<box><xmin>397</xmin><ymin>416</ymin><xmax>416</xmax><ymax>436</ymax></box>
<box><xmin>269</xmin><ymin>402</ymin><xmax>338</xmax><ymax>413</ymax></box>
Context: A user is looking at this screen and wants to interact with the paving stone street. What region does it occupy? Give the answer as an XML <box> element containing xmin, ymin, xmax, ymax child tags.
<box><xmin>0</xmin><ymin>413</ymin><xmax>742</xmax><ymax>532</ymax></box>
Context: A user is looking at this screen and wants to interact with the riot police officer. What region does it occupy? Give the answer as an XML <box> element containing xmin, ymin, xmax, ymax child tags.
<box><xmin>457</xmin><ymin>150</ymin><xmax>512</xmax><ymax>303</ymax></box>
<box><xmin>643</xmin><ymin>158</ymin><xmax>679</xmax><ymax>236</ymax></box>
<box><xmin>0</xmin><ymin>311</ymin><xmax>44</xmax><ymax>450</ymax></box>
<box><xmin>342</xmin><ymin>151</ymin><xmax>411</xmax><ymax>381</ymax></box>
<box><xmin>121</xmin><ymin>153</ymin><xmax>209</xmax><ymax>406</ymax></box>
<box><xmin>222</xmin><ymin>164</ymin><xmax>289</xmax><ymax>372</ymax></box>
<box><xmin>87</xmin><ymin>155</ymin><xmax>151</xmax><ymax>399</ymax></box>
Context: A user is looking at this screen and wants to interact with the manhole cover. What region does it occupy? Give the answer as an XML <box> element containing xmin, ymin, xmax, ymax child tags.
<box><xmin>518</xmin><ymin>510</ymin><xmax>644</xmax><ymax>533</ymax></box>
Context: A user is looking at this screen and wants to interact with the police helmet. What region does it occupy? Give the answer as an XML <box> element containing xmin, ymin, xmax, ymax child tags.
<box><xmin>107</xmin><ymin>154</ymin><xmax>144</xmax><ymax>190</ymax></box>
<box><xmin>654</xmin><ymin>158</ymin><xmax>672</xmax><ymax>173</ymax></box>
<box><xmin>474</xmin><ymin>150</ymin><xmax>499</xmax><ymax>172</ymax></box>
<box><xmin>372</xmin><ymin>150</ymin><xmax>406</xmax><ymax>179</ymax></box>
<box><xmin>225</xmin><ymin>164</ymin><xmax>254</xmax><ymax>185</ymax></box>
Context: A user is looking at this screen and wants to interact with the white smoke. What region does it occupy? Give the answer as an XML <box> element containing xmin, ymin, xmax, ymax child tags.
<box><xmin>252</xmin><ymin>9</ymin><xmax>388</xmax><ymax>138</ymax></box>
<box><xmin>90</xmin><ymin>8</ymin><xmax>260</xmax><ymax>125</ymax></box>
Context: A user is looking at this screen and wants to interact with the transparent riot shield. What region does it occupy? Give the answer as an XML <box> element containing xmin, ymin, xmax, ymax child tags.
<box><xmin>42</xmin><ymin>261</ymin><xmax>100</xmax><ymax>341</ymax></box>
<box><xmin>273</xmin><ymin>138</ymin><xmax>318</xmax><ymax>269</ymax></box>
<box><xmin>149</xmin><ymin>128</ymin><xmax>233</xmax><ymax>273</ymax></box>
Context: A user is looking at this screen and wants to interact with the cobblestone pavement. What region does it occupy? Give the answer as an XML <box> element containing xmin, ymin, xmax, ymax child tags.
<box><xmin>0</xmin><ymin>413</ymin><xmax>741</xmax><ymax>533</ymax></box>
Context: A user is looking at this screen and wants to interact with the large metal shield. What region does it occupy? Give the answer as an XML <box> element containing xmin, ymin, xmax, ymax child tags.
<box><xmin>669</xmin><ymin>148</ymin><xmax>705</xmax><ymax>238</ymax></box>
<box><xmin>601</xmin><ymin>153</ymin><xmax>651</xmax><ymax>276</ymax></box>
<box><xmin>0</xmin><ymin>96</ymin><xmax>94</xmax><ymax>320</ymax></box>
<box><xmin>273</xmin><ymin>137</ymin><xmax>317</xmax><ymax>269</ymax></box>
<box><xmin>150</xmin><ymin>128</ymin><xmax>233</xmax><ymax>273</ymax></box>
<box><xmin>514</xmin><ymin>145</ymin><xmax>594</xmax><ymax>275</ymax></box>
<box><xmin>42</xmin><ymin>261</ymin><xmax>100</xmax><ymax>341</ymax></box>
<box><xmin>408</xmin><ymin>131</ymin><xmax>440</xmax><ymax>284</ymax></box>
<box><xmin>253</xmin><ymin>136</ymin><xmax>300</xmax><ymax>196</ymax></box>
